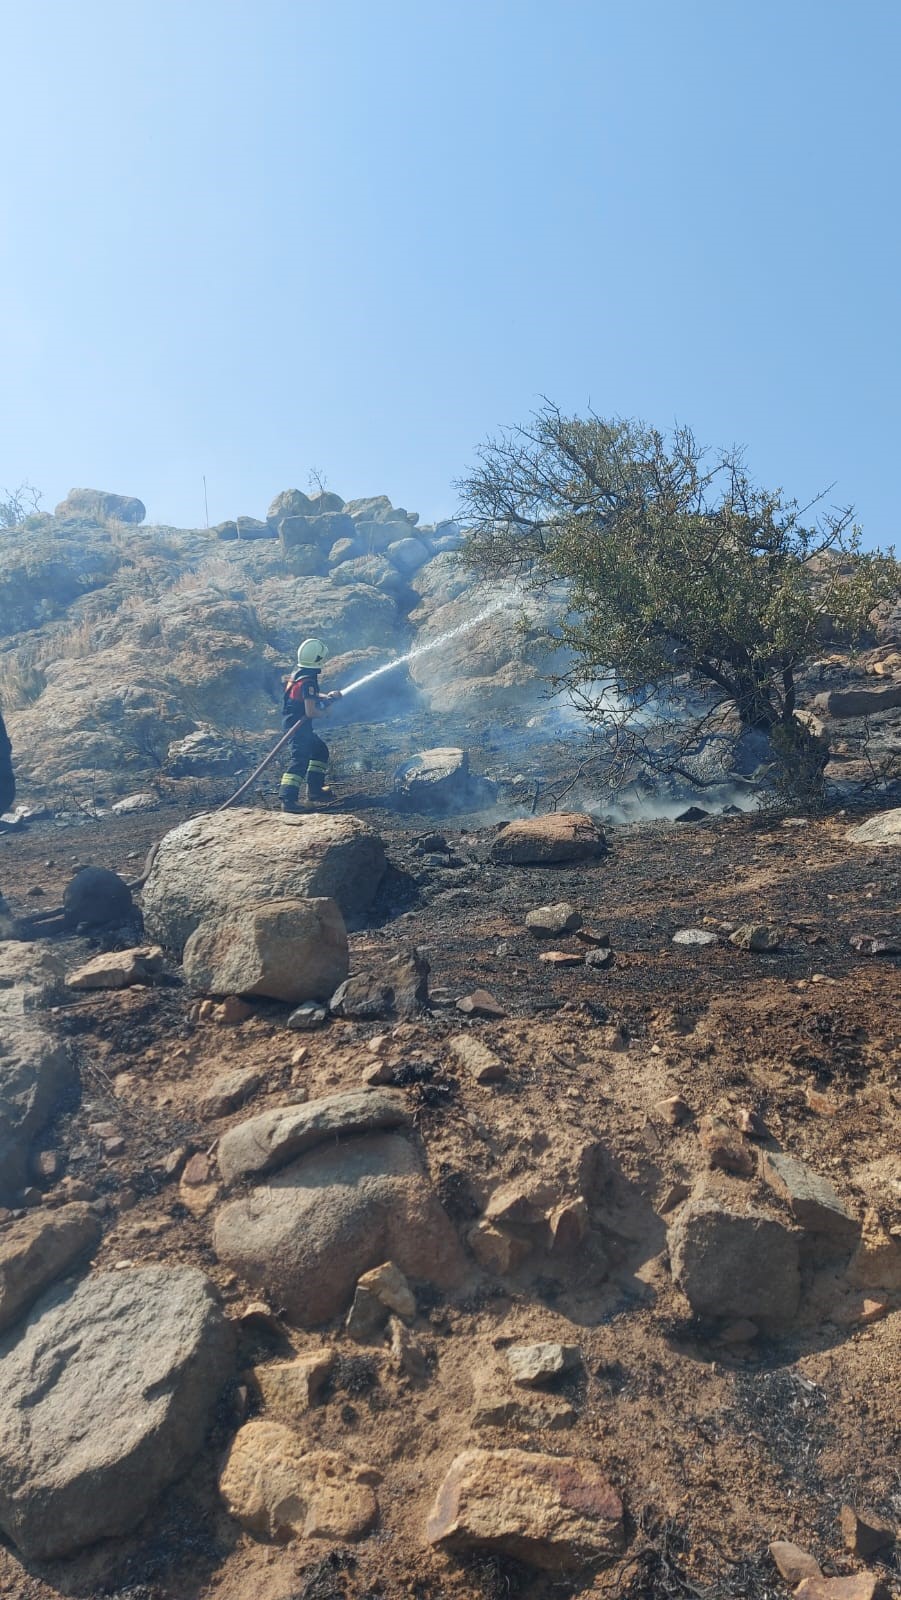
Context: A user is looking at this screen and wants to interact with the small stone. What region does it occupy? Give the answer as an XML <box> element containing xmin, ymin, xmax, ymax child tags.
<box><xmin>506</xmin><ymin>1342</ymin><xmax>581</xmax><ymax>1387</ymax></box>
<box><xmin>89</xmin><ymin>1121</ymin><xmax>118</xmax><ymax>1140</ymax></box>
<box><xmin>848</xmin><ymin>1209</ymin><xmax>901</xmax><ymax>1291</ymax></box>
<box><xmin>345</xmin><ymin>1284</ymin><xmax>388</xmax><ymax>1342</ymax></box>
<box><xmin>66</xmin><ymin>946</ymin><xmax>164</xmax><ymax>991</ymax></box>
<box><xmin>768</xmin><ymin>1541</ymin><xmax>822</xmax><ymax>1583</ymax></box>
<box><xmin>600</xmin><ymin>1025</ymin><xmax>629</xmax><ymax>1052</ymax></box>
<box><xmin>198</xmin><ymin>999</ymin><xmax>217</xmax><ymax>1020</ymax></box>
<box><xmin>761</xmin><ymin>1151</ymin><xmax>859</xmax><ymax>1242</ymax></box>
<box><xmin>181</xmin><ymin>1153</ymin><xmax>210</xmax><ymax>1186</ymax></box>
<box><xmin>736</xmin><ymin>1106</ymin><xmax>768</xmax><ymax>1138</ymax></box>
<box><xmin>33</xmin><ymin>1150</ymin><xmax>61</xmax><ymax>1181</ymax></box>
<box><xmin>388</xmin><ymin>1316</ymin><xmax>430</xmax><ymax>1382</ymax></box>
<box><xmin>794</xmin><ymin>1577</ymin><xmax>890</xmax><ymax>1600</ymax></box>
<box><xmin>448</xmin><ymin>1035</ymin><xmax>507</xmax><ymax>1085</ymax></box>
<box><xmin>220</xmin><ymin>996</ymin><xmax>254</xmax><ymax>1024</ymax></box>
<box><xmin>548</xmin><ymin>1197</ymin><xmax>590</xmax><ymax>1254</ymax></box>
<box><xmin>849</xmin><ymin>934</ymin><xmax>901</xmax><ymax>956</ymax></box>
<box><xmin>656</xmin><ymin>1095</ymin><xmax>692</xmax><ymax>1127</ymax></box>
<box><xmin>525</xmin><ymin>903</ymin><xmax>583</xmax><ymax>937</ymax></box>
<box><xmin>658</xmin><ymin>1181</ymin><xmax>691</xmax><ymax>1215</ymax></box>
<box><xmin>253</xmin><ymin>1351</ymin><xmax>335</xmax><ymax>1418</ymax></box>
<box><xmin>468</xmin><ymin>1221</ymin><xmax>531</xmax><ymax>1274</ymax></box>
<box><xmin>456</xmin><ymin>989</ymin><xmax>507</xmax><ymax>1019</ymax></box>
<box><xmin>576</xmin><ymin>928</ymin><xmax>610</xmax><ymax>947</ymax></box>
<box><xmin>357</xmin><ymin>1260</ymin><xmax>416</xmax><ymax>1321</ymax></box>
<box><xmin>162</xmin><ymin>1147</ymin><xmax>187</xmax><ymax>1179</ymax></box>
<box><xmin>287</xmin><ymin>1002</ymin><xmax>328</xmax><ymax>1031</ymax></box>
<box><xmin>806</xmin><ymin>1087</ymin><xmax>842</xmax><ymax>1116</ymax></box>
<box><xmin>672</xmin><ymin>928</ymin><xmax>719</xmax><ymax>946</ymax></box>
<box><xmin>290</xmin><ymin>1046</ymin><xmax>309</xmax><ymax>1067</ymax></box>
<box><xmin>538</xmin><ymin>950</ymin><xmax>584</xmax><ymax>967</ymax></box>
<box><xmin>840</xmin><ymin>1503</ymin><xmax>896</xmax><ymax>1557</ymax></box>
<box><xmin>729</xmin><ymin>924</ymin><xmax>783</xmax><ymax>952</ymax></box>
<box><xmin>200</xmin><ymin>1067</ymin><xmax>263</xmax><ymax>1119</ymax></box>
<box><xmin>585</xmin><ymin>947</ymin><xmax>614</xmax><ymax>969</ymax></box>
<box><xmin>699</xmin><ymin>1115</ymin><xmax>755</xmax><ymax>1176</ymax></box>
<box><xmin>103</xmin><ymin>1137</ymin><xmax>126</xmax><ymax>1158</ymax></box>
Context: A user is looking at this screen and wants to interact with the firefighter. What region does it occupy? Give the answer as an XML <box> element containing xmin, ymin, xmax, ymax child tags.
<box><xmin>280</xmin><ymin>639</ymin><xmax>343</xmax><ymax>811</ymax></box>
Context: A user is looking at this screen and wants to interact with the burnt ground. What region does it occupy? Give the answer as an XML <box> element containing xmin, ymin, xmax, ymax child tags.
<box><xmin>0</xmin><ymin>768</ymin><xmax>899</xmax><ymax>1600</ymax></box>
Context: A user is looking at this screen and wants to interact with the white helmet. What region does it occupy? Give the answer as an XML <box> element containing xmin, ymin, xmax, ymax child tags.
<box><xmin>297</xmin><ymin>637</ymin><xmax>328</xmax><ymax>668</ymax></box>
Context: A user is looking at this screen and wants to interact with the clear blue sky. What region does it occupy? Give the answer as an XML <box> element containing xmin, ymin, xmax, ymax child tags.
<box><xmin>2</xmin><ymin>0</ymin><xmax>898</xmax><ymax>546</ymax></box>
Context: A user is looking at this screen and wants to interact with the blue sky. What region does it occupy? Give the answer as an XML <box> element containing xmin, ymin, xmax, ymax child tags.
<box><xmin>2</xmin><ymin>0</ymin><xmax>898</xmax><ymax>546</ymax></box>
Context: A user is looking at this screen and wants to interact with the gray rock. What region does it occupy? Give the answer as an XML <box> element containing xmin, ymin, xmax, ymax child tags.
<box><xmin>330</xmin><ymin>949</ymin><xmax>430</xmax><ymax>1020</ymax></box>
<box><xmin>490</xmin><ymin>813</ymin><xmax>607</xmax><ymax>865</ymax></box>
<box><xmin>846</xmin><ymin>807</ymin><xmax>901</xmax><ymax>847</ymax></box>
<box><xmin>141</xmin><ymin>808</ymin><xmax>387</xmax><ymax>953</ymax></box>
<box><xmin>217</xmin><ymin>1088</ymin><xmax>410</xmax><ymax>1184</ymax></box>
<box><xmin>212</xmin><ymin>519</ymin><xmax>238</xmax><ymax>540</ymax></box>
<box><xmin>54</xmin><ymin>488</ymin><xmax>145</xmax><ymax>524</ymax></box>
<box><xmin>386</xmin><ymin>536</ymin><xmax>430</xmax><ymax>575</ymax></box>
<box><xmin>393</xmin><ymin>747</ymin><xmax>476</xmax><ymax>810</ymax></box>
<box><xmin>525</xmin><ymin>902</ymin><xmax>583</xmax><ymax>937</ymax></box>
<box><xmin>668</xmin><ymin>1199</ymin><xmax>801</xmax><ymax>1327</ymax></box>
<box><xmin>287</xmin><ymin>1002</ymin><xmax>328</xmax><ymax>1031</ymax></box>
<box><xmin>0</xmin><ymin>1266</ymin><xmax>233</xmax><ymax>1560</ymax></box>
<box><xmin>506</xmin><ymin>1342</ymin><xmax>581</xmax><ymax>1387</ymax></box>
<box><xmin>729</xmin><ymin>923</ymin><xmax>783</xmax><ymax>952</ymax></box>
<box><xmin>183</xmin><ymin>897</ymin><xmax>348</xmax><ymax>1004</ymax></box>
<box><xmin>672</xmin><ymin>928</ymin><xmax>719</xmax><ymax>946</ymax></box>
<box><xmin>200</xmin><ymin>1065</ymin><xmax>264</xmax><ymax>1119</ymax></box>
<box><xmin>343</xmin><ymin>494</ymin><xmax>395</xmax><ymax>523</ymax></box>
<box><xmin>266</xmin><ymin>487</ymin><xmax>314</xmax><ymax>526</ymax></box>
<box><xmin>214</xmin><ymin>1132</ymin><xmax>465</xmax><ymax>1326</ymax></box>
<box><xmin>814</xmin><ymin>684</ymin><xmax>901</xmax><ymax>718</ymax></box>
<box><xmin>0</xmin><ymin>1025</ymin><xmax>77</xmax><ymax>1203</ymax></box>
<box><xmin>0</xmin><ymin>1203</ymin><xmax>101</xmax><ymax>1334</ymax></box>
<box><xmin>236</xmin><ymin>515</ymin><xmax>274</xmax><ymax>539</ymax></box>
<box><xmin>760</xmin><ymin>1152</ymin><xmax>860</xmax><ymax>1243</ymax></box>
<box><xmin>279</xmin><ymin>512</ymin><xmax>356</xmax><ymax>552</ymax></box>
<box><xmin>167</xmin><ymin>728</ymin><xmax>243</xmax><ymax>777</ymax></box>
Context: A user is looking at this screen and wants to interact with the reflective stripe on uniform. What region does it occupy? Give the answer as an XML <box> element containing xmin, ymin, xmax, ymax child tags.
<box><xmin>281</xmin><ymin>772</ymin><xmax>306</xmax><ymax>787</ymax></box>
<box><xmin>306</xmin><ymin>759</ymin><xmax>329</xmax><ymax>773</ymax></box>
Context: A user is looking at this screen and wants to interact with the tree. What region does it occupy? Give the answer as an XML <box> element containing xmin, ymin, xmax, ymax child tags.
<box><xmin>459</xmin><ymin>405</ymin><xmax>899</xmax><ymax>796</ymax></box>
<box><xmin>0</xmin><ymin>483</ymin><xmax>42</xmax><ymax>529</ymax></box>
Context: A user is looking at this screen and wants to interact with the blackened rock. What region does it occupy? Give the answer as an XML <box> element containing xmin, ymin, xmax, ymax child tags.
<box><xmin>63</xmin><ymin>866</ymin><xmax>134</xmax><ymax>930</ymax></box>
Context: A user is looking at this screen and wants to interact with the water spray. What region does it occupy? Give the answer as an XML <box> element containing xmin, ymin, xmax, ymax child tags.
<box><xmin>217</xmin><ymin>595</ymin><xmax>515</xmax><ymax>811</ymax></box>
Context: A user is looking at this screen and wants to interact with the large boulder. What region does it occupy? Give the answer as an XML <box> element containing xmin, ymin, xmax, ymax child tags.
<box><xmin>266</xmin><ymin>487</ymin><xmax>315</xmax><ymax>527</ymax></box>
<box><xmin>814</xmin><ymin>684</ymin><xmax>901</xmax><ymax>718</ymax></box>
<box><xmin>141</xmin><ymin>809</ymin><xmax>387</xmax><ymax>952</ymax></box>
<box><xmin>668</xmin><ymin>1199</ymin><xmax>801</xmax><ymax>1328</ymax></box>
<box><xmin>214</xmin><ymin>1131</ymin><xmax>465</xmax><ymax>1326</ymax></box>
<box><xmin>846</xmin><ymin>808</ymin><xmax>901</xmax><ymax>846</ymax></box>
<box><xmin>54</xmin><ymin>487</ymin><xmax>146</xmax><ymax>524</ymax></box>
<box><xmin>490</xmin><ymin>813</ymin><xmax>607</xmax><ymax>865</ymax></box>
<box><xmin>0</xmin><ymin>1204</ymin><xmax>101</xmax><ymax>1334</ymax></box>
<box><xmin>279</xmin><ymin>513</ymin><xmax>356</xmax><ymax>553</ymax></box>
<box><xmin>427</xmin><ymin>1448</ymin><xmax>624</xmax><ymax>1570</ymax></box>
<box><xmin>0</xmin><ymin>1025</ymin><xmax>77</xmax><ymax>1203</ymax></box>
<box><xmin>0</xmin><ymin>1267</ymin><xmax>233</xmax><ymax>1560</ymax></box>
<box><xmin>183</xmin><ymin>897</ymin><xmax>349</xmax><ymax>1003</ymax></box>
<box><xmin>386</xmin><ymin>536</ymin><xmax>430</xmax><ymax>576</ymax></box>
<box><xmin>393</xmin><ymin>747</ymin><xmax>470</xmax><ymax>808</ymax></box>
<box><xmin>217</xmin><ymin>1088</ymin><xmax>410</xmax><ymax>1184</ymax></box>
<box><xmin>167</xmin><ymin>727</ymin><xmax>243</xmax><ymax>776</ymax></box>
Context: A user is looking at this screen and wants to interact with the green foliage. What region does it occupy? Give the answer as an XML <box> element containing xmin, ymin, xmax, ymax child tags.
<box><xmin>460</xmin><ymin>406</ymin><xmax>899</xmax><ymax>737</ymax></box>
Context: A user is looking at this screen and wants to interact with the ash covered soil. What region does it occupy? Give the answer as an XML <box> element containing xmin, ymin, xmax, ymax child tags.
<box><xmin>0</xmin><ymin>778</ymin><xmax>899</xmax><ymax>1600</ymax></box>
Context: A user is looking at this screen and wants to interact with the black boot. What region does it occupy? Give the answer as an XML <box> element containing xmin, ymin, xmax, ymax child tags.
<box><xmin>281</xmin><ymin>785</ymin><xmax>303</xmax><ymax>814</ymax></box>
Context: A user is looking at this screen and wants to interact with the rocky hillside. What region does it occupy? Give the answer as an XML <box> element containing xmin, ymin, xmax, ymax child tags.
<box><xmin>0</xmin><ymin>485</ymin><xmax>567</xmax><ymax>804</ymax></box>
<box><xmin>0</xmin><ymin>794</ymin><xmax>898</xmax><ymax>1600</ymax></box>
